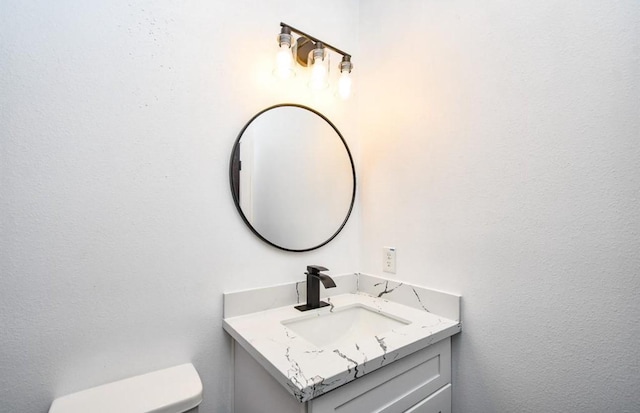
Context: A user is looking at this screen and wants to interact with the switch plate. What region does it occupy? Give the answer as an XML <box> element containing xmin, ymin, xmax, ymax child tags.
<box><xmin>383</xmin><ymin>247</ymin><xmax>396</xmax><ymax>273</ymax></box>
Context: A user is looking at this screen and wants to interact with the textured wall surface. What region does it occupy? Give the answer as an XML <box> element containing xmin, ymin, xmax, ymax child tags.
<box><xmin>3</xmin><ymin>1</ymin><xmax>640</xmax><ymax>412</ymax></box>
<box><xmin>0</xmin><ymin>1</ymin><xmax>359</xmax><ymax>412</ymax></box>
<box><xmin>357</xmin><ymin>1</ymin><xmax>640</xmax><ymax>412</ymax></box>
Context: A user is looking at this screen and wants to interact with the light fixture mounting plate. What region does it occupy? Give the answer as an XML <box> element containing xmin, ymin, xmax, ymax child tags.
<box><xmin>294</xmin><ymin>36</ymin><xmax>315</xmax><ymax>67</ymax></box>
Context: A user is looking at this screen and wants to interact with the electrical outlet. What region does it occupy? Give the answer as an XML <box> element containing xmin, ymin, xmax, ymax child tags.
<box><xmin>383</xmin><ymin>247</ymin><xmax>396</xmax><ymax>273</ymax></box>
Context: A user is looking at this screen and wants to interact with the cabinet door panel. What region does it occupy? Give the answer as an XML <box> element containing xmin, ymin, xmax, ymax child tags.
<box><xmin>404</xmin><ymin>384</ymin><xmax>451</xmax><ymax>413</ymax></box>
<box><xmin>310</xmin><ymin>338</ymin><xmax>451</xmax><ymax>413</ymax></box>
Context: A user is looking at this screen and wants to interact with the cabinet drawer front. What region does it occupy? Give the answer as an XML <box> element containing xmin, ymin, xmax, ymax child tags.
<box><xmin>310</xmin><ymin>338</ymin><xmax>451</xmax><ymax>413</ymax></box>
<box><xmin>404</xmin><ymin>384</ymin><xmax>451</xmax><ymax>413</ymax></box>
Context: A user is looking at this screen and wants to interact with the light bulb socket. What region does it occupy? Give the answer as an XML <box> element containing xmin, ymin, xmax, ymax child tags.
<box><xmin>339</xmin><ymin>55</ymin><xmax>353</xmax><ymax>73</ymax></box>
<box><xmin>277</xmin><ymin>26</ymin><xmax>292</xmax><ymax>48</ymax></box>
<box><xmin>311</xmin><ymin>42</ymin><xmax>326</xmax><ymax>63</ymax></box>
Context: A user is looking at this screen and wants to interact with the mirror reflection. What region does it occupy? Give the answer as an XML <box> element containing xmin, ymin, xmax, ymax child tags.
<box><xmin>230</xmin><ymin>104</ymin><xmax>355</xmax><ymax>251</ymax></box>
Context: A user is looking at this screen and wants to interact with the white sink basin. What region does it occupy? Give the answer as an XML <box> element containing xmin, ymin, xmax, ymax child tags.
<box><xmin>282</xmin><ymin>304</ymin><xmax>411</xmax><ymax>348</ymax></box>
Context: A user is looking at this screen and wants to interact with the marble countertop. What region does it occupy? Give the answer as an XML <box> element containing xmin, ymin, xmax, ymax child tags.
<box><xmin>223</xmin><ymin>273</ymin><xmax>461</xmax><ymax>402</ymax></box>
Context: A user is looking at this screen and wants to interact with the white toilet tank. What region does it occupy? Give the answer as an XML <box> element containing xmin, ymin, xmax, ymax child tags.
<box><xmin>49</xmin><ymin>363</ymin><xmax>203</xmax><ymax>413</ymax></box>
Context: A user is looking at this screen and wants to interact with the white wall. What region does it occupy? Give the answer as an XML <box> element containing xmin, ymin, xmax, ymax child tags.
<box><xmin>0</xmin><ymin>1</ymin><xmax>359</xmax><ymax>412</ymax></box>
<box><xmin>3</xmin><ymin>1</ymin><xmax>640</xmax><ymax>412</ymax></box>
<box><xmin>358</xmin><ymin>1</ymin><xmax>640</xmax><ymax>412</ymax></box>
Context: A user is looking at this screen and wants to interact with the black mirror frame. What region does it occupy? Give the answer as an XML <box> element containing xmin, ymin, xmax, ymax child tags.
<box><xmin>229</xmin><ymin>103</ymin><xmax>356</xmax><ymax>252</ymax></box>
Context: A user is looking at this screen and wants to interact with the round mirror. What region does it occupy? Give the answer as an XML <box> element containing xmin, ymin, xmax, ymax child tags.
<box><xmin>230</xmin><ymin>104</ymin><xmax>356</xmax><ymax>252</ymax></box>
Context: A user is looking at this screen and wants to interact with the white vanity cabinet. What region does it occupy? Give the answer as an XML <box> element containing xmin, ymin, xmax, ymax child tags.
<box><xmin>224</xmin><ymin>274</ymin><xmax>461</xmax><ymax>413</ymax></box>
<box><xmin>234</xmin><ymin>337</ymin><xmax>452</xmax><ymax>413</ymax></box>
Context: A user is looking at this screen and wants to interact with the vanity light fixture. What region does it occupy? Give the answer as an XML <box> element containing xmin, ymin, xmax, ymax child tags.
<box><xmin>275</xmin><ymin>22</ymin><xmax>354</xmax><ymax>99</ymax></box>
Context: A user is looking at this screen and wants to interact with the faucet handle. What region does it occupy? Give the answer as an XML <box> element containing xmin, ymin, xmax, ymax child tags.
<box><xmin>307</xmin><ymin>265</ymin><xmax>329</xmax><ymax>274</ymax></box>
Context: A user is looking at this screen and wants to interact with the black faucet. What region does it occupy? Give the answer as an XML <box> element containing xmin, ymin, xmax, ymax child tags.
<box><xmin>295</xmin><ymin>265</ymin><xmax>337</xmax><ymax>312</ymax></box>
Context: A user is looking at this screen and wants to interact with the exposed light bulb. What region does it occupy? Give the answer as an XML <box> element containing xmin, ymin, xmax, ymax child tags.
<box><xmin>308</xmin><ymin>44</ymin><xmax>329</xmax><ymax>90</ymax></box>
<box><xmin>337</xmin><ymin>55</ymin><xmax>353</xmax><ymax>99</ymax></box>
<box><xmin>310</xmin><ymin>60</ymin><xmax>328</xmax><ymax>90</ymax></box>
<box><xmin>275</xmin><ymin>45</ymin><xmax>294</xmax><ymax>79</ymax></box>
<box><xmin>274</xmin><ymin>27</ymin><xmax>294</xmax><ymax>80</ymax></box>
<box><xmin>338</xmin><ymin>71</ymin><xmax>352</xmax><ymax>100</ymax></box>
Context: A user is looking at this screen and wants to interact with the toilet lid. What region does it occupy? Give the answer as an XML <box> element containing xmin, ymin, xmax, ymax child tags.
<box><xmin>49</xmin><ymin>363</ymin><xmax>203</xmax><ymax>413</ymax></box>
